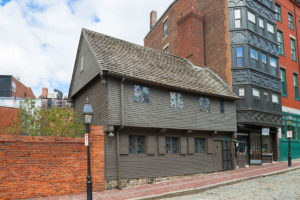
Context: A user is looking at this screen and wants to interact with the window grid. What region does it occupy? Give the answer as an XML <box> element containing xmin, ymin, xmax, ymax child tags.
<box><xmin>277</xmin><ymin>31</ymin><xmax>284</xmax><ymax>55</ymax></box>
<box><xmin>129</xmin><ymin>136</ymin><xmax>145</xmax><ymax>154</ymax></box>
<box><xmin>234</xmin><ymin>9</ymin><xmax>241</xmax><ymax>28</ymax></box>
<box><xmin>134</xmin><ymin>85</ymin><xmax>150</xmax><ymax>103</ymax></box>
<box><xmin>199</xmin><ymin>97</ymin><xmax>210</xmax><ymax>112</ymax></box>
<box><xmin>166</xmin><ymin>137</ymin><xmax>178</xmax><ymax>154</ymax></box>
<box><xmin>195</xmin><ymin>138</ymin><xmax>206</xmax><ymax>153</ymax></box>
<box><xmin>288</xmin><ymin>13</ymin><xmax>294</xmax><ymax>30</ymax></box>
<box><xmin>280</xmin><ymin>68</ymin><xmax>287</xmax><ymax>97</ymax></box>
<box><xmin>291</xmin><ymin>38</ymin><xmax>297</xmax><ymax>61</ymax></box>
<box><xmin>170</xmin><ymin>92</ymin><xmax>183</xmax><ymax>108</ymax></box>
<box><xmin>247</xmin><ymin>11</ymin><xmax>256</xmax><ymax>32</ymax></box>
<box><xmin>293</xmin><ymin>73</ymin><xmax>299</xmax><ymax>100</ymax></box>
<box><xmin>237</xmin><ymin>47</ymin><xmax>243</xmax><ymax>67</ymax></box>
<box><xmin>275</xmin><ymin>4</ymin><xmax>281</xmax><ymax>22</ymax></box>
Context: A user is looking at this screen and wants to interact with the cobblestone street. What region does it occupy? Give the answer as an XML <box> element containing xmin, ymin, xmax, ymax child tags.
<box><xmin>164</xmin><ymin>168</ymin><xmax>300</xmax><ymax>200</ymax></box>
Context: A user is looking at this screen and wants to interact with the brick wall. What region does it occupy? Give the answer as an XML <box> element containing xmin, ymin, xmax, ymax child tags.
<box><xmin>144</xmin><ymin>0</ymin><xmax>232</xmax><ymax>86</ymax></box>
<box><xmin>11</xmin><ymin>77</ymin><xmax>35</xmax><ymax>98</ymax></box>
<box><xmin>0</xmin><ymin>126</ymin><xmax>105</xmax><ymax>199</ymax></box>
<box><xmin>0</xmin><ymin>107</ymin><xmax>19</xmax><ymax>134</ymax></box>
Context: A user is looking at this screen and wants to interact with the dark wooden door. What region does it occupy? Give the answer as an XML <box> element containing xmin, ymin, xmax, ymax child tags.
<box><xmin>214</xmin><ymin>141</ymin><xmax>223</xmax><ymax>170</ymax></box>
<box><xmin>223</xmin><ymin>140</ymin><xmax>233</xmax><ymax>170</ymax></box>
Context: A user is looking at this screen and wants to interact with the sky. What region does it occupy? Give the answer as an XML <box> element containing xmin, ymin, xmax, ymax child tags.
<box><xmin>0</xmin><ymin>0</ymin><xmax>173</xmax><ymax>97</ymax></box>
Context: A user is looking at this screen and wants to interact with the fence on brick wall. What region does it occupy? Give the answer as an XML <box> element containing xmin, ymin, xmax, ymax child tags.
<box><xmin>0</xmin><ymin>126</ymin><xmax>105</xmax><ymax>200</ymax></box>
<box><xmin>279</xmin><ymin>138</ymin><xmax>300</xmax><ymax>161</ymax></box>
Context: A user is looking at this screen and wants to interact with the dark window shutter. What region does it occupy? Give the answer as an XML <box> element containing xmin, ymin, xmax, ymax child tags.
<box><xmin>158</xmin><ymin>136</ymin><xmax>166</xmax><ymax>155</ymax></box>
<box><xmin>207</xmin><ymin>138</ymin><xmax>213</xmax><ymax>154</ymax></box>
<box><xmin>188</xmin><ymin>137</ymin><xmax>195</xmax><ymax>154</ymax></box>
<box><xmin>119</xmin><ymin>134</ymin><xmax>129</xmax><ymax>154</ymax></box>
<box><xmin>146</xmin><ymin>136</ymin><xmax>155</xmax><ymax>155</ymax></box>
<box><xmin>180</xmin><ymin>137</ymin><xmax>187</xmax><ymax>155</ymax></box>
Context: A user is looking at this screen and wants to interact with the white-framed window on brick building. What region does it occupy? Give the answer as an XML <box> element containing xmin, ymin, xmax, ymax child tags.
<box><xmin>277</xmin><ymin>30</ymin><xmax>284</xmax><ymax>55</ymax></box>
<box><xmin>129</xmin><ymin>136</ymin><xmax>145</xmax><ymax>154</ymax></box>
<box><xmin>234</xmin><ymin>9</ymin><xmax>241</xmax><ymax>28</ymax></box>
<box><xmin>291</xmin><ymin>38</ymin><xmax>297</xmax><ymax>61</ymax></box>
<box><xmin>288</xmin><ymin>13</ymin><xmax>294</xmax><ymax>30</ymax></box>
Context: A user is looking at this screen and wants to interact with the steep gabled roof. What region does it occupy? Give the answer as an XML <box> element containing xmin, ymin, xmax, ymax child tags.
<box><xmin>70</xmin><ymin>29</ymin><xmax>238</xmax><ymax>99</ymax></box>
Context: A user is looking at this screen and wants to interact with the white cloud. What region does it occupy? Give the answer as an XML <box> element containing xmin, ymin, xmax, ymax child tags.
<box><xmin>0</xmin><ymin>0</ymin><xmax>173</xmax><ymax>97</ymax></box>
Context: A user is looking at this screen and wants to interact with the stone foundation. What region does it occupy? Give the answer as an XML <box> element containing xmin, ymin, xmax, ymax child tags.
<box><xmin>105</xmin><ymin>173</ymin><xmax>205</xmax><ymax>190</ymax></box>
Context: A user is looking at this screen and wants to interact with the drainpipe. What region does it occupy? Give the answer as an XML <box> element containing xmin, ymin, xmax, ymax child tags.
<box><xmin>294</xmin><ymin>3</ymin><xmax>300</xmax><ymax>72</ymax></box>
<box><xmin>116</xmin><ymin>77</ymin><xmax>125</xmax><ymax>190</ymax></box>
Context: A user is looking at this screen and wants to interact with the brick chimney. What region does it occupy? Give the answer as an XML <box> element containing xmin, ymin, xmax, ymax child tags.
<box><xmin>150</xmin><ymin>10</ymin><xmax>157</xmax><ymax>29</ymax></box>
<box><xmin>42</xmin><ymin>88</ymin><xmax>48</xmax><ymax>99</ymax></box>
<box><xmin>177</xmin><ymin>7</ymin><xmax>205</xmax><ymax>66</ymax></box>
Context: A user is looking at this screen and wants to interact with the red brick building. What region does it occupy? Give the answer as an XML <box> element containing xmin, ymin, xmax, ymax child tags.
<box><xmin>276</xmin><ymin>0</ymin><xmax>300</xmax><ymax>140</ymax></box>
<box><xmin>0</xmin><ymin>75</ymin><xmax>35</xmax><ymax>98</ymax></box>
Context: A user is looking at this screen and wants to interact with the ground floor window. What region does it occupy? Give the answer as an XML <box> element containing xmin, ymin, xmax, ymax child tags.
<box><xmin>129</xmin><ymin>136</ymin><xmax>145</xmax><ymax>154</ymax></box>
<box><xmin>262</xmin><ymin>136</ymin><xmax>271</xmax><ymax>153</ymax></box>
<box><xmin>195</xmin><ymin>138</ymin><xmax>206</xmax><ymax>153</ymax></box>
<box><xmin>236</xmin><ymin>135</ymin><xmax>248</xmax><ymax>155</ymax></box>
<box><xmin>166</xmin><ymin>137</ymin><xmax>178</xmax><ymax>154</ymax></box>
<box><xmin>282</xmin><ymin>112</ymin><xmax>300</xmax><ymax>140</ymax></box>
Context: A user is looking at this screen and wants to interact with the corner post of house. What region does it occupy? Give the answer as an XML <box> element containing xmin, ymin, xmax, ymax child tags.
<box><xmin>90</xmin><ymin>126</ymin><xmax>105</xmax><ymax>191</ymax></box>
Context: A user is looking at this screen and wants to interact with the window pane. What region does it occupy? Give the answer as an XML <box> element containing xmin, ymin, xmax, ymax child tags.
<box><xmin>134</xmin><ymin>85</ymin><xmax>142</xmax><ymax>103</ymax></box>
<box><xmin>259</xmin><ymin>18</ymin><xmax>264</xmax><ymax>28</ymax></box>
<box><xmin>172</xmin><ymin>138</ymin><xmax>178</xmax><ymax>153</ymax></box>
<box><xmin>220</xmin><ymin>100</ymin><xmax>225</xmax><ymax>113</ymax></box>
<box><xmin>267</xmin><ymin>23</ymin><xmax>274</xmax><ymax>33</ymax></box>
<box><xmin>199</xmin><ymin>97</ymin><xmax>205</xmax><ymax>111</ymax></box>
<box><xmin>234</xmin><ymin>9</ymin><xmax>241</xmax><ymax>19</ymax></box>
<box><xmin>199</xmin><ymin>138</ymin><xmax>206</xmax><ymax>153</ymax></box>
<box><xmin>288</xmin><ymin>13</ymin><xmax>294</xmax><ymax>29</ymax></box>
<box><xmin>142</xmin><ymin>87</ymin><xmax>150</xmax><ymax>103</ymax></box>
<box><xmin>237</xmin><ymin>47</ymin><xmax>243</xmax><ymax>67</ymax></box>
<box><xmin>294</xmin><ymin>74</ymin><xmax>298</xmax><ymax>87</ymax></box>
<box><xmin>163</xmin><ymin>20</ymin><xmax>168</xmax><ymax>36</ymax></box>
<box><xmin>166</xmin><ymin>137</ymin><xmax>171</xmax><ymax>153</ymax></box>
<box><xmin>291</xmin><ymin>38</ymin><xmax>296</xmax><ymax>61</ymax></box>
<box><xmin>129</xmin><ymin>136</ymin><xmax>136</xmax><ymax>153</ymax></box>
<box><xmin>137</xmin><ymin>136</ymin><xmax>144</xmax><ymax>153</ymax></box>
<box><xmin>275</xmin><ymin>4</ymin><xmax>281</xmax><ymax>21</ymax></box>
<box><xmin>170</xmin><ymin>92</ymin><xmax>177</xmax><ymax>107</ymax></box>
<box><xmin>270</xmin><ymin>57</ymin><xmax>277</xmax><ymax>76</ymax></box>
<box><xmin>261</xmin><ymin>54</ymin><xmax>267</xmax><ymax>63</ymax></box>
<box><xmin>252</xmin><ymin>88</ymin><xmax>260</xmax><ymax>98</ymax></box>
<box><xmin>235</xmin><ymin>20</ymin><xmax>241</xmax><ymax>28</ymax></box>
<box><xmin>239</xmin><ymin>88</ymin><xmax>245</xmax><ymax>96</ymax></box>
<box><xmin>195</xmin><ymin>139</ymin><xmax>199</xmax><ymax>153</ymax></box>
<box><xmin>263</xmin><ymin>92</ymin><xmax>269</xmax><ymax>102</ymax></box>
<box><xmin>248</xmin><ymin>11</ymin><xmax>256</xmax><ymax>23</ymax></box>
<box><xmin>272</xmin><ymin>94</ymin><xmax>279</xmax><ymax>103</ymax></box>
<box><xmin>205</xmin><ymin>98</ymin><xmax>210</xmax><ymax>112</ymax></box>
<box><xmin>250</xmin><ymin>49</ymin><xmax>258</xmax><ymax>60</ymax></box>
<box><xmin>277</xmin><ymin>31</ymin><xmax>284</xmax><ymax>55</ymax></box>
<box><xmin>177</xmin><ymin>93</ymin><xmax>183</xmax><ymax>108</ymax></box>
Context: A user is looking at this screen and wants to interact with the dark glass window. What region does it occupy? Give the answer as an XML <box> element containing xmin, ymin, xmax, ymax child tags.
<box><xmin>291</xmin><ymin>38</ymin><xmax>297</xmax><ymax>61</ymax></box>
<box><xmin>134</xmin><ymin>85</ymin><xmax>150</xmax><ymax>103</ymax></box>
<box><xmin>277</xmin><ymin>31</ymin><xmax>284</xmax><ymax>55</ymax></box>
<box><xmin>288</xmin><ymin>13</ymin><xmax>294</xmax><ymax>30</ymax></box>
<box><xmin>195</xmin><ymin>138</ymin><xmax>206</xmax><ymax>153</ymax></box>
<box><xmin>275</xmin><ymin>4</ymin><xmax>281</xmax><ymax>21</ymax></box>
<box><xmin>261</xmin><ymin>53</ymin><xmax>267</xmax><ymax>72</ymax></box>
<box><xmin>163</xmin><ymin>20</ymin><xmax>168</xmax><ymax>37</ymax></box>
<box><xmin>280</xmin><ymin>68</ymin><xmax>287</xmax><ymax>96</ymax></box>
<box><xmin>250</xmin><ymin>48</ymin><xmax>259</xmax><ymax>69</ymax></box>
<box><xmin>293</xmin><ymin>73</ymin><xmax>299</xmax><ymax>99</ymax></box>
<box><xmin>237</xmin><ymin>47</ymin><xmax>243</xmax><ymax>67</ymax></box>
<box><xmin>199</xmin><ymin>97</ymin><xmax>210</xmax><ymax>112</ymax></box>
<box><xmin>220</xmin><ymin>100</ymin><xmax>225</xmax><ymax>113</ymax></box>
<box><xmin>166</xmin><ymin>137</ymin><xmax>178</xmax><ymax>154</ymax></box>
<box><xmin>236</xmin><ymin>135</ymin><xmax>248</xmax><ymax>155</ymax></box>
<box><xmin>129</xmin><ymin>136</ymin><xmax>145</xmax><ymax>154</ymax></box>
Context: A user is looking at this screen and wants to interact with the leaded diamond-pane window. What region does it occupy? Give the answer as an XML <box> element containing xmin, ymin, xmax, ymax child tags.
<box><xmin>166</xmin><ymin>137</ymin><xmax>178</xmax><ymax>154</ymax></box>
<box><xmin>195</xmin><ymin>138</ymin><xmax>206</xmax><ymax>153</ymax></box>
<box><xmin>170</xmin><ymin>92</ymin><xmax>177</xmax><ymax>107</ymax></box>
<box><xmin>143</xmin><ymin>87</ymin><xmax>150</xmax><ymax>103</ymax></box>
<box><xmin>134</xmin><ymin>85</ymin><xmax>142</xmax><ymax>103</ymax></box>
<box><xmin>177</xmin><ymin>93</ymin><xmax>183</xmax><ymax>108</ymax></box>
<box><xmin>199</xmin><ymin>97</ymin><xmax>210</xmax><ymax>112</ymax></box>
<box><xmin>134</xmin><ymin>85</ymin><xmax>150</xmax><ymax>104</ymax></box>
<box><xmin>129</xmin><ymin>136</ymin><xmax>145</xmax><ymax>154</ymax></box>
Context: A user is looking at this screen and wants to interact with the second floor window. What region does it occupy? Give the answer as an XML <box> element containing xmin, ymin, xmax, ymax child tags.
<box><xmin>220</xmin><ymin>100</ymin><xmax>225</xmax><ymax>113</ymax></box>
<box><xmin>272</xmin><ymin>94</ymin><xmax>279</xmax><ymax>104</ymax></box>
<box><xmin>134</xmin><ymin>85</ymin><xmax>150</xmax><ymax>103</ymax></box>
<box><xmin>280</xmin><ymin>68</ymin><xmax>287</xmax><ymax>96</ymax></box>
<box><xmin>248</xmin><ymin>11</ymin><xmax>256</xmax><ymax>32</ymax></box>
<box><xmin>239</xmin><ymin>88</ymin><xmax>245</xmax><ymax>97</ymax></box>
<box><xmin>234</xmin><ymin>9</ymin><xmax>241</xmax><ymax>28</ymax></box>
<box><xmin>258</xmin><ymin>18</ymin><xmax>264</xmax><ymax>35</ymax></box>
<box><xmin>250</xmin><ymin>48</ymin><xmax>259</xmax><ymax>69</ymax></box>
<box><xmin>252</xmin><ymin>88</ymin><xmax>260</xmax><ymax>99</ymax></box>
<box><xmin>170</xmin><ymin>92</ymin><xmax>183</xmax><ymax>108</ymax></box>
<box><xmin>291</xmin><ymin>38</ymin><xmax>297</xmax><ymax>61</ymax></box>
<box><xmin>199</xmin><ymin>97</ymin><xmax>210</xmax><ymax>112</ymax></box>
<box><xmin>163</xmin><ymin>20</ymin><xmax>168</xmax><ymax>37</ymax></box>
<box><xmin>277</xmin><ymin>31</ymin><xmax>284</xmax><ymax>55</ymax></box>
<box><xmin>237</xmin><ymin>47</ymin><xmax>243</xmax><ymax>67</ymax></box>
<box><xmin>293</xmin><ymin>73</ymin><xmax>299</xmax><ymax>100</ymax></box>
<box><xmin>288</xmin><ymin>13</ymin><xmax>294</xmax><ymax>30</ymax></box>
<box><xmin>275</xmin><ymin>4</ymin><xmax>281</xmax><ymax>22</ymax></box>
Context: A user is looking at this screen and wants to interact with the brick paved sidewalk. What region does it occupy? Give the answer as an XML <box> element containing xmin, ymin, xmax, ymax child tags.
<box><xmin>33</xmin><ymin>160</ymin><xmax>300</xmax><ymax>200</ymax></box>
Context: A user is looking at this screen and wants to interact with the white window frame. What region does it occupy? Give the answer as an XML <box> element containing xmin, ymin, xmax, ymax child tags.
<box><xmin>272</xmin><ymin>94</ymin><xmax>279</xmax><ymax>103</ymax></box>
<box><xmin>239</xmin><ymin>88</ymin><xmax>245</xmax><ymax>97</ymax></box>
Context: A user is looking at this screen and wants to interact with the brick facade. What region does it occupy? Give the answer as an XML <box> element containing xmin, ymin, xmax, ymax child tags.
<box><xmin>11</xmin><ymin>76</ymin><xmax>35</xmax><ymax>98</ymax></box>
<box><xmin>144</xmin><ymin>0</ymin><xmax>232</xmax><ymax>86</ymax></box>
<box><xmin>0</xmin><ymin>107</ymin><xmax>19</xmax><ymax>134</ymax></box>
<box><xmin>0</xmin><ymin>126</ymin><xmax>105</xmax><ymax>199</ymax></box>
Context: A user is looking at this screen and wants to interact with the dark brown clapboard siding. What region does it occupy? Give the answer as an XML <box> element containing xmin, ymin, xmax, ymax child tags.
<box><xmin>104</xmin><ymin>129</ymin><xmax>231</xmax><ymax>180</ymax></box>
<box><xmin>108</xmin><ymin>78</ymin><xmax>237</xmax><ymax>131</ymax></box>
